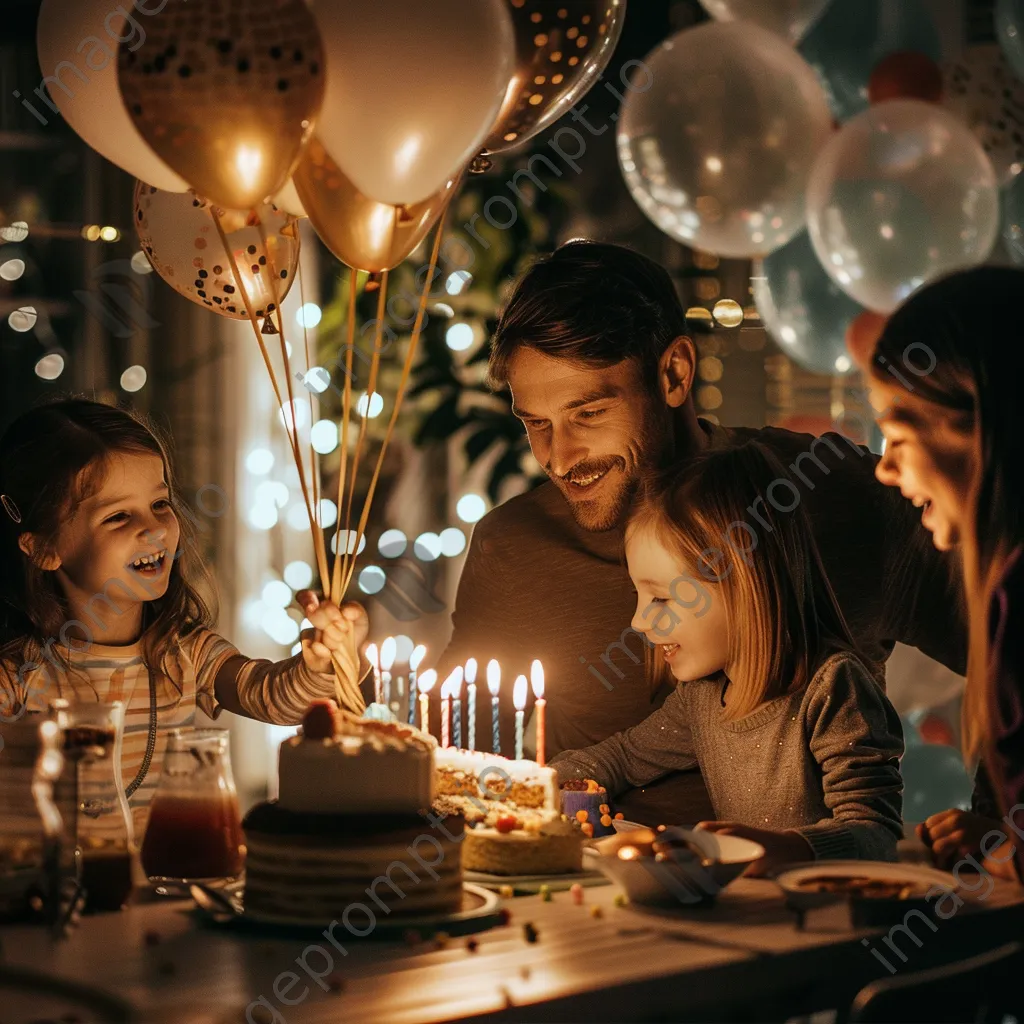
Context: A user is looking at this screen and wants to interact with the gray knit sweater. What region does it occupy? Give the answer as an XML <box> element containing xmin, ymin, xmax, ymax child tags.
<box><xmin>552</xmin><ymin>651</ymin><xmax>905</xmax><ymax>862</ymax></box>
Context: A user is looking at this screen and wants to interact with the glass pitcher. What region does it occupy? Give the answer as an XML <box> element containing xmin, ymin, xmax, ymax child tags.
<box><xmin>141</xmin><ymin>728</ymin><xmax>245</xmax><ymax>886</ymax></box>
<box><xmin>57</xmin><ymin>700</ymin><xmax>136</xmax><ymax>914</ymax></box>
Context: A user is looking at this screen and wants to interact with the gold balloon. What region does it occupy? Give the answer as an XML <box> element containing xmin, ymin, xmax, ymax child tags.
<box><xmin>482</xmin><ymin>0</ymin><xmax>627</xmax><ymax>156</ymax></box>
<box><xmin>293</xmin><ymin>138</ymin><xmax>458</xmax><ymax>273</ymax></box>
<box><xmin>118</xmin><ymin>0</ymin><xmax>324</xmax><ymax>211</ymax></box>
<box><xmin>134</xmin><ymin>181</ymin><xmax>300</xmax><ymax>322</ymax></box>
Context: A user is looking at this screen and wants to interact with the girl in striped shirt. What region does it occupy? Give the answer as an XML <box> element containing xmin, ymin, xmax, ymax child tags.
<box><xmin>0</xmin><ymin>398</ymin><xmax>365</xmax><ymax>840</ymax></box>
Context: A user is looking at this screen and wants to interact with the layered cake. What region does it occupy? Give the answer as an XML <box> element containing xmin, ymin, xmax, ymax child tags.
<box><xmin>243</xmin><ymin>702</ymin><xmax>462</xmax><ymax>924</ymax></box>
<box><xmin>561</xmin><ymin>779</ymin><xmax>618</xmax><ymax>838</ymax></box>
<box><xmin>433</xmin><ymin>749</ymin><xmax>582</xmax><ymax>876</ymax></box>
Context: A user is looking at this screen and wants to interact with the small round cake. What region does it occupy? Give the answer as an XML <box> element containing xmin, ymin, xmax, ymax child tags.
<box><xmin>561</xmin><ymin>779</ymin><xmax>617</xmax><ymax>838</ymax></box>
<box><xmin>462</xmin><ymin>816</ymin><xmax>582</xmax><ymax>877</ymax></box>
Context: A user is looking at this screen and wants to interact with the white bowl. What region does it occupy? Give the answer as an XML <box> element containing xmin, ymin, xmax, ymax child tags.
<box><xmin>585</xmin><ymin>826</ymin><xmax>764</xmax><ymax>906</ymax></box>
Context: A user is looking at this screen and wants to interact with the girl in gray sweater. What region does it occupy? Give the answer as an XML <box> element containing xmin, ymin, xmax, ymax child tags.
<box><xmin>553</xmin><ymin>441</ymin><xmax>905</xmax><ymax>874</ymax></box>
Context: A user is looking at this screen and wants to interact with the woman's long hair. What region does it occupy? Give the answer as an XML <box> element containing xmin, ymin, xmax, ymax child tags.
<box><xmin>0</xmin><ymin>398</ymin><xmax>215</xmax><ymax>680</ymax></box>
<box><xmin>870</xmin><ymin>266</ymin><xmax>1024</xmax><ymax>765</ymax></box>
<box><xmin>628</xmin><ymin>440</ymin><xmax>863</xmax><ymax>719</ymax></box>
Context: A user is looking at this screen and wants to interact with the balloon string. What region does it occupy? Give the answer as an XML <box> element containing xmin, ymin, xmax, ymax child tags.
<box><xmin>332</xmin><ymin>271</ymin><xmax>359</xmax><ymax>602</ymax></box>
<box><xmin>295</xmin><ymin>244</ymin><xmax>321</xmax><ymax>536</ymax></box>
<box><xmin>254</xmin><ymin>216</ymin><xmax>361</xmax><ymax>713</ymax></box>
<box><xmin>341</xmin><ymin>198</ymin><xmax>452</xmax><ymax>596</ymax></box>
<box><xmin>339</xmin><ymin>270</ymin><xmax>388</xmax><ymax>596</ymax></box>
<box><xmin>255</xmin><ymin>218</ymin><xmax>329</xmax><ymax>597</ymax></box>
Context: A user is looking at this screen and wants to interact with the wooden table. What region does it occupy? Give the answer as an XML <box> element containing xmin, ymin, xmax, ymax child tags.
<box><xmin>3</xmin><ymin>876</ymin><xmax>1023</xmax><ymax>1024</ymax></box>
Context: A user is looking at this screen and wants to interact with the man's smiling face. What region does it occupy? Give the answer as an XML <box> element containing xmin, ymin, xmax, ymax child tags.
<box><xmin>508</xmin><ymin>348</ymin><xmax>666</xmax><ymax>532</ymax></box>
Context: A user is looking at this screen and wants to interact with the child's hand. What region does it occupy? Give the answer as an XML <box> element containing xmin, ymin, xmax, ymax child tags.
<box><xmin>696</xmin><ymin>821</ymin><xmax>813</xmax><ymax>877</ymax></box>
<box><xmin>296</xmin><ymin>591</ymin><xmax>368</xmax><ymax>680</ymax></box>
<box><xmin>917</xmin><ymin>809</ymin><xmax>1017</xmax><ymax>877</ymax></box>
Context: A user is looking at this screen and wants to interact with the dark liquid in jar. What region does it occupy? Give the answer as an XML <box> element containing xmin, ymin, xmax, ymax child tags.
<box><xmin>63</xmin><ymin>726</ymin><xmax>116</xmax><ymax>757</ymax></box>
<box><xmin>141</xmin><ymin>794</ymin><xmax>245</xmax><ymax>880</ymax></box>
<box><xmin>81</xmin><ymin>849</ymin><xmax>134</xmax><ymax>913</ymax></box>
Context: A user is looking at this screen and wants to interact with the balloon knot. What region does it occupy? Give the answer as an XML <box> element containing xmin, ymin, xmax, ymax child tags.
<box><xmin>365</xmin><ymin>271</ymin><xmax>383</xmax><ymax>293</ymax></box>
<box><xmin>469</xmin><ymin>153</ymin><xmax>493</xmax><ymax>175</ymax></box>
<box><xmin>261</xmin><ymin>317</ymin><xmax>279</xmax><ymax>335</ymax></box>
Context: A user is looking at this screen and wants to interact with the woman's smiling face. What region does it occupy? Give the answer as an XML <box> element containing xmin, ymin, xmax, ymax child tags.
<box><xmin>625</xmin><ymin>522</ymin><xmax>731</xmax><ymax>683</ymax></box>
<box><xmin>870</xmin><ymin>379</ymin><xmax>976</xmax><ymax>553</ymax></box>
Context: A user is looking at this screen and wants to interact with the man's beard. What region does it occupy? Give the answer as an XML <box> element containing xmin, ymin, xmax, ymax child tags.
<box><xmin>549</xmin><ymin>411</ymin><xmax>667</xmax><ymax>533</ymax></box>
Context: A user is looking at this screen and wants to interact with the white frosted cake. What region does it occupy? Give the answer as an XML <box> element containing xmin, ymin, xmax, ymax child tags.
<box><xmin>243</xmin><ymin>703</ymin><xmax>461</xmax><ymax>923</ymax></box>
<box><xmin>432</xmin><ymin>748</ymin><xmax>581</xmax><ymax>876</ymax></box>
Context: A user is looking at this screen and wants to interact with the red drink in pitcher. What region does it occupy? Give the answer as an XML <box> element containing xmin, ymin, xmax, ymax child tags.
<box><xmin>140</xmin><ymin>729</ymin><xmax>244</xmax><ymax>884</ymax></box>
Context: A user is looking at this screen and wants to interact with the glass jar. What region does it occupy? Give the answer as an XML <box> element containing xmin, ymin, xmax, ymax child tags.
<box><xmin>57</xmin><ymin>700</ymin><xmax>136</xmax><ymax>914</ymax></box>
<box><xmin>141</xmin><ymin>728</ymin><xmax>244</xmax><ymax>885</ymax></box>
<box><xmin>0</xmin><ymin>712</ymin><xmax>64</xmax><ymax>923</ymax></box>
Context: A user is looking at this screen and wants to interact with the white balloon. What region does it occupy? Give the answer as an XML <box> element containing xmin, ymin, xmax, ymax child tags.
<box><xmin>618</xmin><ymin>22</ymin><xmax>832</xmax><ymax>259</ymax></box>
<box><xmin>309</xmin><ymin>0</ymin><xmax>515</xmax><ymax>205</ymax></box>
<box><xmin>36</xmin><ymin>0</ymin><xmax>187</xmax><ymax>191</ymax></box>
<box><xmin>272</xmin><ymin>178</ymin><xmax>308</xmax><ymax>219</ymax></box>
<box><xmin>698</xmin><ymin>0</ymin><xmax>830</xmax><ymax>43</ymax></box>
<box><xmin>806</xmin><ymin>100</ymin><xmax>1000</xmax><ymax>313</ymax></box>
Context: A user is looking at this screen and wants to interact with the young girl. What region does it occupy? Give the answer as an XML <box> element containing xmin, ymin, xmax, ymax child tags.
<box><xmin>552</xmin><ymin>441</ymin><xmax>905</xmax><ymax>874</ymax></box>
<box><xmin>865</xmin><ymin>267</ymin><xmax>1024</xmax><ymax>881</ymax></box>
<box><xmin>0</xmin><ymin>398</ymin><xmax>365</xmax><ymax>840</ymax></box>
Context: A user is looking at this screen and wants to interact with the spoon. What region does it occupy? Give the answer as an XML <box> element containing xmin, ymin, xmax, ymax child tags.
<box><xmin>189</xmin><ymin>883</ymin><xmax>243</xmax><ymax>922</ymax></box>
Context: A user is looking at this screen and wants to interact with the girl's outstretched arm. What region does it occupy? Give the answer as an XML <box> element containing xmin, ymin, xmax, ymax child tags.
<box><xmin>794</xmin><ymin>652</ymin><xmax>905</xmax><ymax>861</ymax></box>
<box><xmin>211</xmin><ymin>595</ymin><xmax>369</xmax><ymax>723</ymax></box>
<box><xmin>550</xmin><ymin>683</ymin><xmax>698</xmax><ymax>795</ymax></box>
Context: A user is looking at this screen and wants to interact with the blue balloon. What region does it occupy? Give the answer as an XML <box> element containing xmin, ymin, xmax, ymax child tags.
<box><xmin>799</xmin><ymin>0</ymin><xmax>941</xmax><ymax>122</ymax></box>
<box><xmin>997</xmin><ymin>0</ymin><xmax>1024</xmax><ymax>83</ymax></box>
<box><xmin>1003</xmin><ymin>172</ymin><xmax>1024</xmax><ymax>266</ymax></box>
<box><xmin>900</xmin><ymin>744</ymin><xmax>974</xmax><ymax>822</ymax></box>
<box><xmin>753</xmin><ymin>230</ymin><xmax>862</xmax><ymax>376</ymax></box>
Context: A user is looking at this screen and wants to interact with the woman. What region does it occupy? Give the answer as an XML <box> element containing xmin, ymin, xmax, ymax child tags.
<box><xmin>867</xmin><ymin>266</ymin><xmax>1024</xmax><ymax>880</ymax></box>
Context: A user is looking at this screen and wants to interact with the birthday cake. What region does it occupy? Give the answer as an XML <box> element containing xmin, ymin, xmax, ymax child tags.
<box><xmin>432</xmin><ymin>749</ymin><xmax>582</xmax><ymax>876</ymax></box>
<box><xmin>243</xmin><ymin>703</ymin><xmax>462</xmax><ymax>923</ymax></box>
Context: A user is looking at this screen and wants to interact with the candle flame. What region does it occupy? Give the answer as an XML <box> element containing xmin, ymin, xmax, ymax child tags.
<box><xmin>365</xmin><ymin>643</ymin><xmax>380</xmax><ymax>671</ymax></box>
<box><xmin>487</xmin><ymin>659</ymin><xmax>501</xmax><ymax>696</ymax></box>
<box><xmin>513</xmin><ymin>674</ymin><xmax>528</xmax><ymax>711</ymax></box>
<box><xmin>410</xmin><ymin>644</ymin><xmax>427</xmax><ymax>671</ymax></box>
<box><xmin>530</xmin><ymin>659</ymin><xmax>545</xmax><ymax>699</ymax></box>
<box><xmin>441</xmin><ymin>666</ymin><xmax>464</xmax><ymax>699</ymax></box>
<box><xmin>380</xmin><ymin>636</ymin><xmax>397</xmax><ymax>671</ymax></box>
<box><xmin>464</xmin><ymin>657</ymin><xmax>478</xmax><ymax>685</ymax></box>
<box><xmin>416</xmin><ymin>668</ymin><xmax>437</xmax><ymax>694</ymax></box>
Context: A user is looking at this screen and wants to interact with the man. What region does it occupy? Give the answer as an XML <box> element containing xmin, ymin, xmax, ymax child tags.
<box><xmin>439</xmin><ymin>240</ymin><xmax>963</xmax><ymax>826</ymax></box>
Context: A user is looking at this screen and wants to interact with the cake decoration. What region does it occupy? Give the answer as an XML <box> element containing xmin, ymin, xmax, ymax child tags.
<box><xmin>560</xmin><ymin>779</ymin><xmax>617</xmax><ymax>838</ymax></box>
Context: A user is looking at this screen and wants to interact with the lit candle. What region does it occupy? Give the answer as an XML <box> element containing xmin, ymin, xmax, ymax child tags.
<box><xmin>465</xmin><ymin>658</ymin><xmax>478</xmax><ymax>753</ymax></box>
<box><xmin>440</xmin><ymin>667</ymin><xmax>463</xmax><ymax>750</ymax></box>
<box><xmin>408</xmin><ymin>644</ymin><xmax>427</xmax><ymax>725</ymax></box>
<box><xmin>380</xmin><ymin>636</ymin><xmax>397</xmax><ymax>710</ymax></box>
<box><xmin>416</xmin><ymin>669</ymin><xmax>437</xmax><ymax>736</ymax></box>
<box><xmin>366</xmin><ymin>643</ymin><xmax>381</xmax><ymax>705</ymax></box>
<box><xmin>530</xmin><ymin>659</ymin><xmax>546</xmax><ymax>767</ymax></box>
<box><xmin>487</xmin><ymin>659</ymin><xmax>501</xmax><ymax>755</ymax></box>
<box><xmin>513</xmin><ymin>674</ymin><xmax>528</xmax><ymax>761</ymax></box>
<box><xmin>453</xmin><ymin>678</ymin><xmax>463</xmax><ymax>750</ymax></box>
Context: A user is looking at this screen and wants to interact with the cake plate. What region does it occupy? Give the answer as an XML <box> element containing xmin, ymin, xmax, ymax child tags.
<box><xmin>192</xmin><ymin>882</ymin><xmax>505</xmax><ymax>939</ymax></box>
<box><xmin>465</xmin><ymin>867</ymin><xmax>609</xmax><ymax>895</ymax></box>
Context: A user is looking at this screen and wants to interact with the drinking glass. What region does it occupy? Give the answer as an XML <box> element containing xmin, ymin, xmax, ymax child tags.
<box><xmin>141</xmin><ymin>728</ymin><xmax>244</xmax><ymax>886</ymax></box>
<box><xmin>57</xmin><ymin>700</ymin><xmax>136</xmax><ymax>914</ymax></box>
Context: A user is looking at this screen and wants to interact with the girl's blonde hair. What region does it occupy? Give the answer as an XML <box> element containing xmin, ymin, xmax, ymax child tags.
<box><xmin>628</xmin><ymin>440</ymin><xmax>863</xmax><ymax>719</ymax></box>
<box><xmin>869</xmin><ymin>267</ymin><xmax>1024</xmax><ymax>772</ymax></box>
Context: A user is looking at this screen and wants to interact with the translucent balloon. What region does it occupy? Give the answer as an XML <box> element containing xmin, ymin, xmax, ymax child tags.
<box><xmin>997</xmin><ymin>0</ymin><xmax>1024</xmax><ymax>83</ymax></box>
<box><xmin>618</xmin><ymin>22</ymin><xmax>832</xmax><ymax>259</ymax></box>
<box><xmin>753</xmin><ymin>231</ymin><xmax>861</xmax><ymax>376</ymax></box>
<box><xmin>806</xmin><ymin>100</ymin><xmax>1000</xmax><ymax>313</ymax></box>
<box><xmin>698</xmin><ymin>0</ymin><xmax>830</xmax><ymax>44</ymax></box>
<box><xmin>1003</xmin><ymin>172</ymin><xmax>1024</xmax><ymax>266</ymax></box>
<box><xmin>799</xmin><ymin>0</ymin><xmax>940</xmax><ymax>122</ymax></box>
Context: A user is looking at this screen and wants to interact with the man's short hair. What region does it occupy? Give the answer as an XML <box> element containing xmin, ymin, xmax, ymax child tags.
<box><xmin>487</xmin><ymin>240</ymin><xmax>689</xmax><ymax>391</ymax></box>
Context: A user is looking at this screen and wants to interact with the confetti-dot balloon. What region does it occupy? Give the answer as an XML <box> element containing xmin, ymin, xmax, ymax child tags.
<box><xmin>118</xmin><ymin>0</ymin><xmax>324</xmax><ymax>209</ymax></box>
<box><xmin>134</xmin><ymin>181</ymin><xmax>299</xmax><ymax>323</ymax></box>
